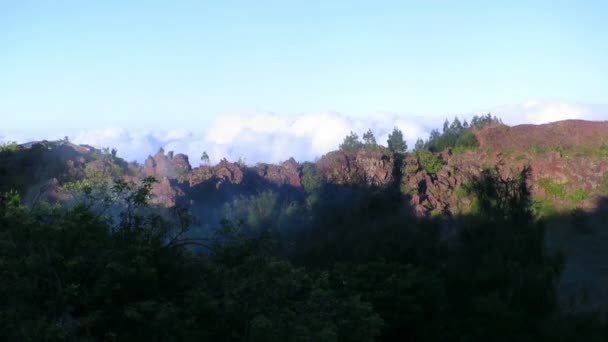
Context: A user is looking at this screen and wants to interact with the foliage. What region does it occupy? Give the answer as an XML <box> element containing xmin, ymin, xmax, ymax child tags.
<box><xmin>532</xmin><ymin>199</ymin><xmax>559</xmax><ymax>218</ymax></box>
<box><xmin>301</xmin><ymin>162</ymin><xmax>322</xmax><ymax>193</ymax></box>
<box><xmin>424</xmin><ymin>117</ymin><xmax>479</xmax><ymax>153</ymax></box>
<box><xmin>339</xmin><ymin>131</ymin><xmax>364</xmax><ymax>152</ymax></box>
<box><xmin>455</xmin><ymin>183</ymin><xmax>469</xmax><ymax>199</ymax></box>
<box><xmin>387</xmin><ymin>127</ymin><xmax>407</xmax><ymax>153</ymax></box>
<box><xmin>413</xmin><ymin>149</ymin><xmax>444</xmax><ymax>174</ymax></box>
<box><xmin>570</xmin><ymin>188</ymin><xmax>590</xmax><ymax>203</ymax></box>
<box><xmin>223</xmin><ymin>190</ymin><xmax>279</xmax><ymax>232</ymax></box>
<box><xmin>601</xmin><ymin>172</ymin><xmax>608</xmax><ymax>195</ymax></box>
<box><xmin>0</xmin><ymin>184</ymin><xmax>382</xmax><ymax>341</ymax></box>
<box><xmin>538</xmin><ymin>177</ymin><xmax>567</xmax><ymax>199</ymax></box>
<box><xmin>469</xmin><ymin>112</ymin><xmax>503</xmax><ymax>128</ymax></box>
<box><xmin>3</xmin><ymin>139</ymin><xmax>608</xmax><ymax>340</ymax></box>
<box><xmin>362</xmin><ymin>129</ymin><xmax>377</xmax><ymax>147</ymax></box>
<box><xmin>0</xmin><ymin>141</ymin><xmax>20</xmax><ymax>153</ymax></box>
<box><xmin>528</xmin><ymin>143</ymin><xmax>546</xmax><ymax>155</ymax></box>
<box><xmin>201</xmin><ymin>151</ymin><xmax>210</xmax><ymax>165</ymax></box>
<box><xmin>558</xmin><ymin>145</ymin><xmax>608</xmax><ymax>159</ymax></box>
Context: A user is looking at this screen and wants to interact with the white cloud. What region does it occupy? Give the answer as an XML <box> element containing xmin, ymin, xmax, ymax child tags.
<box><xmin>59</xmin><ymin>111</ymin><xmax>428</xmax><ymax>165</ymax></box>
<box><xmin>490</xmin><ymin>99</ymin><xmax>607</xmax><ymax>125</ymax></box>
<box><xmin>2</xmin><ymin>100</ymin><xmax>606</xmax><ymax>165</ymax></box>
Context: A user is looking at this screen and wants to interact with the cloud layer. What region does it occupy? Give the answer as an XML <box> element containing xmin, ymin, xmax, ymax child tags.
<box><xmin>3</xmin><ymin>100</ymin><xmax>606</xmax><ymax>165</ymax></box>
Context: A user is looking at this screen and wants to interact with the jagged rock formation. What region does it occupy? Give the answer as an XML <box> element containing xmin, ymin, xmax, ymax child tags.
<box><xmin>4</xmin><ymin>119</ymin><xmax>608</xmax><ymax>216</ymax></box>
<box><xmin>253</xmin><ymin>158</ymin><xmax>301</xmax><ymax>187</ymax></box>
<box><xmin>143</xmin><ymin>148</ymin><xmax>191</xmax><ymax>180</ymax></box>
<box><xmin>316</xmin><ymin>150</ymin><xmax>393</xmax><ymax>186</ymax></box>
<box><xmin>188</xmin><ymin>158</ymin><xmax>244</xmax><ymax>188</ymax></box>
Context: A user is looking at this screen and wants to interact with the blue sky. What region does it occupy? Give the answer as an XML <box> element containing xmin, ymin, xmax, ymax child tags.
<box><xmin>1</xmin><ymin>1</ymin><xmax>607</xmax><ymax>162</ymax></box>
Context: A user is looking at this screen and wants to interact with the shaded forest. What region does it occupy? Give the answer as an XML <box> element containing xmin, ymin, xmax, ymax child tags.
<box><xmin>2</xmin><ymin>164</ymin><xmax>608</xmax><ymax>341</ymax></box>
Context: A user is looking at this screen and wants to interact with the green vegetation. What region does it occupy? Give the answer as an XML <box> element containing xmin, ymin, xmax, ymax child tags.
<box><xmin>223</xmin><ymin>190</ymin><xmax>279</xmax><ymax>230</ymax></box>
<box><xmin>532</xmin><ymin>199</ymin><xmax>559</xmax><ymax>218</ymax></box>
<box><xmin>4</xmin><ymin>126</ymin><xmax>608</xmax><ymax>340</ymax></box>
<box><xmin>387</xmin><ymin>127</ymin><xmax>407</xmax><ymax>152</ymax></box>
<box><xmin>301</xmin><ymin>162</ymin><xmax>322</xmax><ymax>193</ymax></box>
<box><xmin>417</xmin><ymin>115</ymin><xmax>498</xmax><ymax>154</ymax></box>
<box><xmin>531</xmin><ymin>145</ymin><xmax>608</xmax><ymax>159</ymax></box>
<box><xmin>362</xmin><ymin>129</ymin><xmax>377</xmax><ymax>146</ymax></box>
<box><xmin>413</xmin><ymin>149</ymin><xmax>444</xmax><ymax>174</ymax></box>
<box><xmin>339</xmin><ymin>129</ymin><xmax>386</xmax><ymax>153</ymax></box>
<box><xmin>469</xmin><ymin>112</ymin><xmax>502</xmax><ymax>128</ymax></box>
<box><xmin>537</xmin><ymin>178</ymin><xmax>591</xmax><ymax>206</ymax></box>
<box><xmin>560</xmin><ymin>145</ymin><xmax>608</xmax><ymax>159</ymax></box>
<box><xmin>601</xmin><ymin>172</ymin><xmax>608</xmax><ymax>195</ymax></box>
<box><xmin>2</xmin><ymin>160</ymin><xmax>608</xmax><ymax>340</ymax></box>
<box><xmin>528</xmin><ymin>143</ymin><xmax>546</xmax><ymax>155</ymax></box>
<box><xmin>339</xmin><ymin>131</ymin><xmax>364</xmax><ymax>152</ymax></box>
<box><xmin>0</xmin><ymin>141</ymin><xmax>20</xmax><ymax>153</ymax></box>
<box><xmin>570</xmin><ymin>188</ymin><xmax>590</xmax><ymax>202</ymax></box>
<box><xmin>201</xmin><ymin>151</ymin><xmax>210</xmax><ymax>165</ymax></box>
<box><xmin>454</xmin><ymin>183</ymin><xmax>469</xmax><ymax>199</ymax></box>
<box><xmin>538</xmin><ymin>177</ymin><xmax>567</xmax><ymax>199</ymax></box>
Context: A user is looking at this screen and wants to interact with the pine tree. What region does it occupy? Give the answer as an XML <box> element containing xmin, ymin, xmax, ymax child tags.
<box><xmin>362</xmin><ymin>129</ymin><xmax>377</xmax><ymax>147</ymax></box>
<box><xmin>387</xmin><ymin>127</ymin><xmax>407</xmax><ymax>153</ymax></box>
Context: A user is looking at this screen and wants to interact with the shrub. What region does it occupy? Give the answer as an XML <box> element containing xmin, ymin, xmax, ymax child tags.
<box><xmin>0</xmin><ymin>141</ymin><xmax>19</xmax><ymax>153</ymax></box>
<box><xmin>538</xmin><ymin>178</ymin><xmax>567</xmax><ymax>199</ymax></box>
<box><xmin>414</xmin><ymin>149</ymin><xmax>444</xmax><ymax>175</ymax></box>
<box><xmin>569</xmin><ymin>188</ymin><xmax>590</xmax><ymax>202</ymax></box>
<box><xmin>301</xmin><ymin>162</ymin><xmax>322</xmax><ymax>193</ymax></box>
<box><xmin>528</xmin><ymin>144</ymin><xmax>546</xmax><ymax>155</ymax></box>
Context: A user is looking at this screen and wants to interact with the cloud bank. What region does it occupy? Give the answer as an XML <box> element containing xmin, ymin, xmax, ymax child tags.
<box><xmin>71</xmin><ymin>111</ymin><xmax>430</xmax><ymax>165</ymax></box>
<box><xmin>3</xmin><ymin>100</ymin><xmax>606</xmax><ymax>165</ymax></box>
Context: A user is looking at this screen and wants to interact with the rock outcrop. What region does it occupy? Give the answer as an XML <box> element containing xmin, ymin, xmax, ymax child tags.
<box><xmin>253</xmin><ymin>158</ymin><xmax>301</xmax><ymax>187</ymax></box>
<box><xmin>144</xmin><ymin>148</ymin><xmax>191</xmax><ymax>180</ymax></box>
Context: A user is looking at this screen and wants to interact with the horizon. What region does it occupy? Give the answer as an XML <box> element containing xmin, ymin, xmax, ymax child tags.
<box><xmin>2</xmin><ymin>1</ymin><xmax>607</xmax><ymax>163</ymax></box>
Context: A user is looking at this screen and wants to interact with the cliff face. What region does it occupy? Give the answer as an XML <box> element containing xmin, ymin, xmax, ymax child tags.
<box><xmin>4</xmin><ymin>120</ymin><xmax>608</xmax><ymax>215</ymax></box>
<box><xmin>120</xmin><ymin>120</ymin><xmax>608</xmax><ymax>214</ymax></box>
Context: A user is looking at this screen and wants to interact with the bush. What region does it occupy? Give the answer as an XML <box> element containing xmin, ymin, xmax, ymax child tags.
<box><xmin>538</xmin><ymin>178</ymin><xmax>567</xmax><ymax>199</ymax></box>
<box><xmin>569</xmin><ymin>188</ymin><xmax>590</xmax><ymax>202</ymax></box>
<box><xmin>0</xmin><ymin>141</ymin><xmax>19</xmax><ymax>153</ymax></box>
<box><xmin>528</xmin><ymin>144</ymin><xmax>546</xmax><ymax>155</ymax></box>
<box><xmin>414</xmin><ymin>150</ymin><xmax>444</xmax><ymax>175</ymax></box>
<box><xmin>301</xmin><ymin>162</ymin><xmax>323</xmax><ymax>193</ymax></box>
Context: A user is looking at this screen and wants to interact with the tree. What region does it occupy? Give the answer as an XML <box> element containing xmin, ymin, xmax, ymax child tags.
<box><xmin>362</xmin><ymin>129</ymin><xmax>377</xmax><ymax>147</ymax></box>
<box><xmin>340</xmin><ymin>131</ymin><xmax>363</xmax><ymax>152</ymax></box>
<box><xmin>201</xmin><ymin>151</ymin><xmax>210</xmax><ymax>165</ymax></box>
<box><xmin>414</xmin><ymin>139</ymin><xmax>425</xmax><ymax>151</ymax></box>
<box><xmin>301</xmin><ymin>162</ymin><xmax>322</xmax><ymax>193</ymax></box>
<box><xmin>387</xmin><ymin>127</ymin><xmax>407</xmax><ymax>153</ymax></box>
<box><xmin>471</xmin><ymin>112</ymin><xmax>502</xmax><ymax>128</ymax></box>
<box><xmin>450</xmin><ymin>117</ymin><xmax>463</xmax><ymax>132</ymax></box>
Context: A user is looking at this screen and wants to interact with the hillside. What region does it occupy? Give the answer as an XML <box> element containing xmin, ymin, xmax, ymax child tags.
<box><xmin>2</xmin><ymin>119</ymin><xmax>608</xmax><ymax>216</ymax></box>
<box><xmin>3</xmin><ymin>119</ymin><xmax>608</xmax><ymax>340</ymax></box>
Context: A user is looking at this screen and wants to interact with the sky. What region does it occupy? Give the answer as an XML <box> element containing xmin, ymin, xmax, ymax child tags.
<box><xmin>1</xmin><ymin>1</ymin><xmax>607</xmax><ymax>163</ymax></box>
